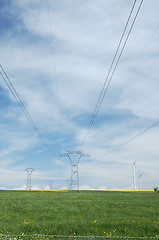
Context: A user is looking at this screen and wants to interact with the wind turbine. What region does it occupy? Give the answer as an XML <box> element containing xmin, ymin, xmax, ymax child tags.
<box><xmin>132</xmin><ymin>162</ymin><xmax>137</xmax><ymax>190</ymax></box>
<box><xmin>138</xmin><ymin>173</ymin><xmax>143</xmax><ymax>190</ymax></box>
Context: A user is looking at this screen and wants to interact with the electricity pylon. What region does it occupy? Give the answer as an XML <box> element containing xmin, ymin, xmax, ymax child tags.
<box><xmin>61</xmin><ymin>151</ymin><xmax>89</xmax><ymax>191</ymax></box>
<box><xmin>26</xmin><ymin>168</ymin><xmax>33</xmax><ymax>190</ymax></box>
<box><xmin>49</xmin><ymin>180</ymin><xmax>54</xmax><ymax>190</ymax></box>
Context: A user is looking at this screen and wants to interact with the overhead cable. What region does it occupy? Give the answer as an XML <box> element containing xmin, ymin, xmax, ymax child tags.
<box><xmin>0</xmin><ymin>64</ymin><xmax>38</xmax><ymax>132</ymax></box>
<box><xmin>92</xmin><ymin>119</ymin><xmax>159</xmax><ymax>160</ymax></box>
<box><xmin>0</xmin><ymin>64</ymin><xmax>54</xmax><ymax>155</ymax></box>
<box><xmin>80</xmin><ymin>0</ymin><xmax>144</xmax><ymax>149</ymax></box>
<box><xmin>46</xmin><ymin>0</ymin><xmax>59</xmax><ymax>97</ymax></box>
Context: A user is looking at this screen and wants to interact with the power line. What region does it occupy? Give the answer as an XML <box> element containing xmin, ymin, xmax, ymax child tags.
<box><xmin>109</xmin><ymin>22</ymin><xmax>159</xmax><ymax>105</ymax></box>
<box><xmin>46</xmin><ymin>0</ymin><xmax>59</xmax><ymax>97</ymax></box>
<box><xmin>0</xmin><ymin>64</ymin><xmax>54</xmax><ymax>156</ymax></box>
<box><xmin>90</xmin><ymin>22</ymin><xmax>159</xmax><ymax>160</ymax></box>
<box><xmin>80</xmin><ymin>0</ymin><xmax>144</xmax><ymax>149</ymax></box>
<box><xmin>0</xmin><ymin>64</ymin><xmax>38</xmax><ymax>132</ymax></box>
<box><xmin>46</xmin><ymin>0</ymin><xmax>55</xmax><ymax>59</ymax></box>
<box><xmin>92</xmin><ymin>119</ymin><xmax>159</xmax><ymax>160</ymax></box>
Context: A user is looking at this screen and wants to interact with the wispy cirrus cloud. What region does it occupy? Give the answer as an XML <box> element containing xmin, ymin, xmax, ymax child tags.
<box><xmin>0</xmin><ymin>0</ymin><xmax>159</xmax><ymax>190</ymax></box>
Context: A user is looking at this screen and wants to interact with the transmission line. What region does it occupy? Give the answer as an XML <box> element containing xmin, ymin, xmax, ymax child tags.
<box><xmin>93</xmin><ymin>119</ymin><xmax>159</xmax><ymax>160</ymax></box>
<box><xmin>0</xmin><ymin>64</ymin><xmax>54</xmax><ymax>156</ymax></box>
<box><xmin>80</xmin><ymin>0</ymin><xmax>144</xmax><ymax>149</ymax></box>
<box><xmin>0</xmin><ymin>64</ymin><xmax>38</xmax><ymax>132</ymax></box>
<box><xmin>46</xmin><ymin>0</ymin><xmax>59</xmax><ymax>97</ymax></box>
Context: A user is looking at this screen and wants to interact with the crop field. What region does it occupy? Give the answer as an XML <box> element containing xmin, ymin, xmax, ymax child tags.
<box><xmin>0</xmin><ymin>190</ymin><xmax>159</xmax><ymax>239</ymax></box>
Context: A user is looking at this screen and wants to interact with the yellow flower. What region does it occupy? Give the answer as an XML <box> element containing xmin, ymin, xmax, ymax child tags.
<box><xmin>92</xmin><ymin>220</ymin><xmax>97</xmax><ymax>223</ymax></box>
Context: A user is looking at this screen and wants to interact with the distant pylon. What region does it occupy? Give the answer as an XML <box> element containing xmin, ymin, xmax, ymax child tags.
<box><xmin>61</xmin><ymin>151</ymin><xmax>89</xmax><ymax>191</ymax></box>
<box><xmin>49</xmin><ymin>180</ymin><xmax>54</xmax><ymax>190</ymax></box>
<box><xmin>26</xmin><ymin>168</ymin><xmax>33</xmax><ymax>190</ymax></box>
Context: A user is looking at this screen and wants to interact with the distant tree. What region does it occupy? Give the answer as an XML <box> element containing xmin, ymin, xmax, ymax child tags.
<box><xmin>154</xmin><ymin>188</ymin><xmax>158</xmax><ymax>192</ymax></box>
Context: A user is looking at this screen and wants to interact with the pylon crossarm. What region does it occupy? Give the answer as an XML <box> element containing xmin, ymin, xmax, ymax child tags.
<box><xmin>75</xmin><ymin>155</ymin><xmax>82</xmax><ymax>165</ymax></box>
<box><xmin>76</xmin><ymin>154</ymin><xmax>89</xmax><ymax>164</ymax></box>
<box><xmin>67</xmin><ymin>153</ymin><xmax>73</xmax><ymax>165</ymax></box>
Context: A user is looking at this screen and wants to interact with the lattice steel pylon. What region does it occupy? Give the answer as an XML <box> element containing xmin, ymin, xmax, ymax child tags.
<box><xmin>26</xmin><ymin>168</ymin><xmax>33</xmax><ymax>190</ymax></box>
<box><xmin>61</xmin><ymin>151</ymin><xmax>89</xmax><ymax>191</ymax></box>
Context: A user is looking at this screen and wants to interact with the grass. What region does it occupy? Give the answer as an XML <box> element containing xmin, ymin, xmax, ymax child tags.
<box><xmin>0</xmin><ymin>190</ymin><xmax>159</xmax><ymax>239</ymax></box>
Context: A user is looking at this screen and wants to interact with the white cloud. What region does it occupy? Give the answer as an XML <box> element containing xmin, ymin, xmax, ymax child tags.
<box><xmin>79</xmin><ymin>185</ymin><xmax>107</xmax><ymax>190</ymax></box>
<box><xmin>0</xmin><ymin>0</ymin><xmax>159</xmax><ymax>190</ymax></box>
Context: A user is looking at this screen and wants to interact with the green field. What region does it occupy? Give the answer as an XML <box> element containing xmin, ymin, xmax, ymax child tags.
<box><xmin>0</xmin><ymin>190</ymin><xmax>159</xmax><ymax>239</ymax></box>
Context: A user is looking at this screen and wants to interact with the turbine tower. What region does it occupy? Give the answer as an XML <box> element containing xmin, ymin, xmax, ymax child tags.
<box><xmin>138</xmin><ymin>173</ymin><xmax>143</xmax><ymax>190</ymax></box>
<box><xmin>132</xmin><ymin>162</ymin><xmax>137</xmax><ymax>190</ymax></box>
<box><xmin>26</xmin><ymin>168</ymin><xmax>33</xmax><ymax>190</ymax></box>
<box><xmin>61</xmin><ymin>151</ymin><xmax>89</xmax><ymax>191</ymax></box>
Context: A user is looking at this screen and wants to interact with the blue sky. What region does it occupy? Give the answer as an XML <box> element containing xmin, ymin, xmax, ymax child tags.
<box><xmin>0</xmin><ymin>0</ymin><xmax>159</xmax><ymax>190</ymax></box>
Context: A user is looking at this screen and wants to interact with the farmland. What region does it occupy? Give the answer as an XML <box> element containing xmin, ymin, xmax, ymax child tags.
<box><xmin>0</xmin><ymin>190</ymin><xmax>159</xmax><ymax>239</ymax></box>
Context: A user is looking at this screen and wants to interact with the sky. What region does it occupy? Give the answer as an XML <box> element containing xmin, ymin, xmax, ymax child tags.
<box><xmin>0</xmin><ymin>0</ymin><xmax>159</xmax><ymax>190</ymax></box>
